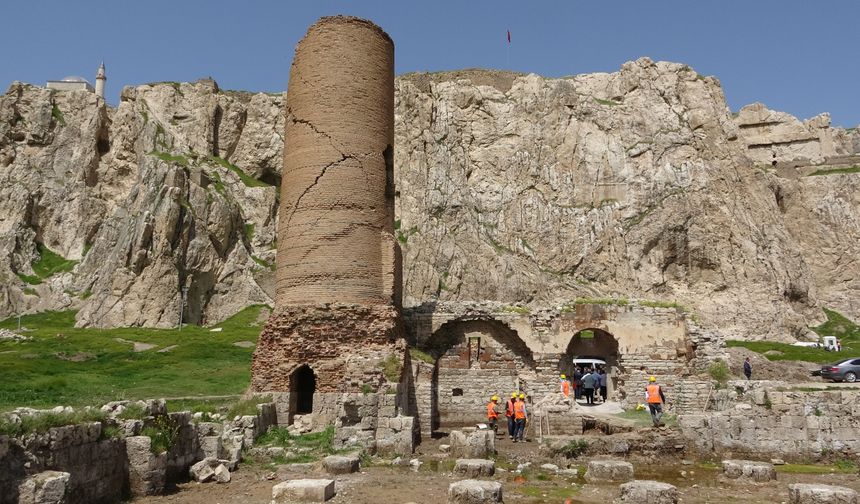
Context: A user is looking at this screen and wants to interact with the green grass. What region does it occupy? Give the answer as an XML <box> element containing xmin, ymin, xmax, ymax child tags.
<box><xmin>776</xmin><ymin>461</ymin><xmax>858</xmax><ymax>474</ymax></box>
<box><xmin>638</xmin><ymin>300</ymin><xmax>686</xmax><ymax>310</ymax></box>
<box><xmin>251</xmin><ymin>255</ymin><xmax>275</xmax><ymax>271</ymax></box>
<box><xmin>244</xmin><ymin>223</ymin><xmax>255</xmax><ymax>242</ymax></box>
<box><xmin>0</xmin><ymin>408</ymin><xmax>106</xmax><ymax>437</ymax></box>
<box><xmin>148</xmin><ymin>151</ymin><xmax>189</xmax><ymax>167</ymax></box>
<box><xmin>593</xmin><ymin>97</ymin><xmax>618</xmax><ymax>106</ymax></box>
<box><xmin>0</xmin><ymin>305</ymin><xmax>269</xmax><ymax>411</ymax></box>
<box><xmin>31</xmin><ymin>243</ymin><xmax>78</xmax><ymax>279</ymax></box>
<box><xmin>561</xmin><ymin>297</ymin><xmax>629</xmax><ymax>312</ymax></box>
<box><xmin>17</xmin><ymin>274</ymin><xmax>42</xmax><ymax>285</ymax></box>
<box><xmin>726</xmin><ymin>340</ymin><xmax>854</xmax><ymax>364</ymax></box>
<box><xmin>613</xmin><ymin>409</ymin><xmax>678</xmax><ymax>428</ymax></box>
<box><xmin>516</xmin><ymin>485</ymin><xmax>579</xmax><ymax>499</ymax></box>
<box><xmin>226</xmin><ymin>395</ymin><xmax>272</xmax><ymax>418</ymax></box>
<box><xmin>166</xmin><ymin>397</ymin><xmax>236</xmax><ymax>415</ymax></box>
<box><xmin>807</xmin><ymin>165</ymin><xmax>860</xmax><ymax>176</ymax></box>
<box><xmin>729</xmin><ymin>308</ymin><xmax>859</xmax><ymax>364</ymax></box>
<box><xmin>499</xmin><ymin>305</ymin><xmax>531</xmax><ymax>314</ymax></box>
<box><xmin>811</xmin><ymin>308</ymin><xmax>860</xmax><ymax>340</ymax></box>
<box><xmin>380</xmin><ymin>353</ymin><xmax>401</xmax><ymax>382</ymax></box>
<box><xmin>142</xmin><ymin>414</ymin><xmax>181</xmax><ymax>454</ymax></box>
<box><xmin>255</xmin><ymin>426</ymin><xmax>338</xmax><ymax>464</ymax></box>
<box><xmin>51</xmin><ymin>104</ymin><xmax>66</xmax><ymax>126</ymax></box>
<box><xmin>708</xmin><ymin>359</ymin><xmax>730</xmax><ymax>382</ymax></box>
<box><xmin>408</xmin><ymin>347</ymin><xmax>435</xmax><ymax>364</ymax></box>
<box><xmin>208</xmin><ymin>156</ymin><xmax>271</xmax><ymax>188</ymax></box>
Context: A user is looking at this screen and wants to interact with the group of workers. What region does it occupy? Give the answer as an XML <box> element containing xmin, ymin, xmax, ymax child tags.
<box><xmin>485</xmin><ymin>392</ymin><xmax>529</xmax><ymax>442</ymax></box>
<box><xmin>484</xmin><ymin>374</ymin><xmax>668</xmax><ymax>441</ymax></box>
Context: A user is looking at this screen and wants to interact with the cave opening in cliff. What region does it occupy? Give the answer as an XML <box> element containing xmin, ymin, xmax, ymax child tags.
<box><xmin>291</xmin><ymin>365</ymin><xmax>316</xmax><ymax>415</ymax></box>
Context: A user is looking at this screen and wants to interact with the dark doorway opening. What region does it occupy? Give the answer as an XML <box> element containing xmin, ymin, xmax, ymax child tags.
<box><xmin>291</xmin><ymin>365</ymin><xmax>316</xmax><ymax>414</ymax></box>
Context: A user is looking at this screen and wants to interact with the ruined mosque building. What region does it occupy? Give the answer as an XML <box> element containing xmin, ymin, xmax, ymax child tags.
<box><xmin>250</xmin><ymin>16</ymin><xmax>726</xmax><ymax>446</ymax></box>
<box><xmin>46</xmin><ymin>62</ymin><xmax>106</xmax><ymax>99</ymax></box>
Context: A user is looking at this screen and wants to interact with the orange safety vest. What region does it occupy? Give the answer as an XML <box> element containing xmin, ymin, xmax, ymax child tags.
<box><xmin>561</xmin><ymin>380</ymin><xmax>570</xmax><ymax>397</ymax></box>
<box><xmin>514</xmin><ymin>400</ymin><xmax>527</xmax><ymax>420</ymax></box>
<box><xmin>505</xmin><ymin>399</ymin><xmax>515</xmax><ymax>417</ymax></box>
<box><xmin>646</xmin><ymin>384</ymin><xmax>662</xmax><ymax>404</ymax></box>
<box><xmin>487</xmin><ymin>401</ymin><xmax>499</xmax><ymax>420</ymax></box>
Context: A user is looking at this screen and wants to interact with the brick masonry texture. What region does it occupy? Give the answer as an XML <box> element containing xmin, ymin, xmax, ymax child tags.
<box><xmin>275</xmin><ymin>15</ymin><xmax>398</xmax><ymax>306</ymax></box>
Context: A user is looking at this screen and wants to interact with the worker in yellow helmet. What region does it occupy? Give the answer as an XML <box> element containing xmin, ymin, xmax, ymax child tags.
<box><xmin>513</xmin><ymin>392</ymin><xmax>528</xmax><ymax>442</ymax></box>
<box><xmin>504</xmin><ymin>392</ymin><xmax>517</xmax><ymax>440</ymax></box>
<box><xmin>559</xmin><ymin>373</ymin><xmax>570</xmax><ymax>397</ymax></box>
<box><xmin>645</xmin><ymin>376</ymin><xmax>666</xmax><ymax>427</ymax></box>
<box><xmin>486</xmin><ymin>395</ymin><xmax>500</xmax><ymax>434</ymax></box>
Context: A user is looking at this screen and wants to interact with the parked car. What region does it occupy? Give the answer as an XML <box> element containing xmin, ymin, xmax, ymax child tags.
<box><xmin>819</xmin><ymin>357</ymin><xmax>860</xmax><ymax>383</ymax></box>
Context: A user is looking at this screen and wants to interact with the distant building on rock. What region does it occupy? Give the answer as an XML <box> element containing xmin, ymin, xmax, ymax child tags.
<box><xmin>46</xmin><ymin>62</ymin><xmax>106</xmax><ymax>98</ymax></box>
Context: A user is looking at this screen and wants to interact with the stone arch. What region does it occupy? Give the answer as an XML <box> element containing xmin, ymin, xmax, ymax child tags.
<box><xmin>290</xmin><ymin>365</ymin><xmax>316</xmax><ymax>417</ymax></box>
<box><xmin>425</xmin><ymin>317</ymin><xmax>535</xmax><ymax>431</ymax></box>
<box><xmin>561</xmin><ymin>328</ymin><xmax>621</xmax><ymax>398</ymax></box>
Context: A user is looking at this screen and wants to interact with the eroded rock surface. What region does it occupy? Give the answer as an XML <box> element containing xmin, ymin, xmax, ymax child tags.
<box><xmin>1</xmin><ymin>60</ymin><xmax>858</xmax><ymax>337</ymax></box>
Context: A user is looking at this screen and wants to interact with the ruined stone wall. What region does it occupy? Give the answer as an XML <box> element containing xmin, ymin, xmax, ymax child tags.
<box><xmin>404</xmin><ymin>302</ymin><xmax>720</xmax><ymax>430</ymax></box>
<box><xmin>253</xmin><ymin>304</ymin><xmax>405</xmax><ymax>394</ymax></box>
<box><xmin>276</xmin><ymin>15</ymin><xmax>396</xmax><ymax>306</ymax></box>
<box><xmin>0</xmin><ymin>424</ymin><xmax>126</xmax><ymax>504</ymax></box>
<box><xmin>0</xmin><ymin>402</ymin><xmax>278</xmax><ymax>504</ymax></box>
<box><xmin>680</xmin><ymin>383</ymin><xmax>860</xmax><ymax>459</ymax></box>
<box><xmin>735</xmin><ymin>102</ymin><xmax>859</xmax><ymax>166</ymax></box>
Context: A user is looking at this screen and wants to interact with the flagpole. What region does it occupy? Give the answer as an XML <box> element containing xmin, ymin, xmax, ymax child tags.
<box><xmin>506</xmin><ymin>29</ymin><xmax>511</xmax><ymax>68</ymax></box>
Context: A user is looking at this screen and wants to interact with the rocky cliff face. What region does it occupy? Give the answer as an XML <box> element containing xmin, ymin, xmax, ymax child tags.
<box><xmin>0</xmin><ymin>58</ymin><xmax>857</xmax><ymax>338</ymax></box>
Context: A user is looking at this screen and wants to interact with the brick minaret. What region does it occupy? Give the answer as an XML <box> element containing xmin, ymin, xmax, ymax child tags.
<box><xmin>251</xmin><ymin>16</ymin><xmax>405</xmax><ymax>420</ymax></box>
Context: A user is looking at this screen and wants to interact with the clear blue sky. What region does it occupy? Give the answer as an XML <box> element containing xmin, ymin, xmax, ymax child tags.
<box><xmin>3</xmin><ymin>0</ymin><xmax>858</xmax><ymax>126</ymax></box>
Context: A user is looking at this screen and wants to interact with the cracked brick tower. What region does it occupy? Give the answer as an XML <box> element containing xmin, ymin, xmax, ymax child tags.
<box><xmin>251</xmin><ymin>16</ymin><xmax>406</xmax><ymax>421</ymax></box>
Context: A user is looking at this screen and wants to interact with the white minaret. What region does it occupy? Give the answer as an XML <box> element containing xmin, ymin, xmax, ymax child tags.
<box><xmin>95</xmin><ymin>62</ymin><xmax>106</xmax><ymax>99</ymax></box>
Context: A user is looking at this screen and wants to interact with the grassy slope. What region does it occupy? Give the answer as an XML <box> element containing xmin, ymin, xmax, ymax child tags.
<box><xmin>728</xmin><ymin>308</ymin><xmax>860</xmax><ymax>364</ymax></box>
<box><xmin>0</xmin><ymin>306</ymin><xmax>268</xmax><ymax>411</ymax></box>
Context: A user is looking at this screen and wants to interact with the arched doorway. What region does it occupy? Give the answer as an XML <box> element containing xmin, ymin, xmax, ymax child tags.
<box><xmin>290</xmin><ymin>365</ymin><xmax>316</xmax><ymax>415</ymax></box>
<box><xmin>427</xmin><ymin>318</ymin><xmax>535</xmax><ymax>431</ymax></box>
<box><xmin>561</xmin><ymin>328</ymin><xmax>620</xmax><ymax>398</ymax></box>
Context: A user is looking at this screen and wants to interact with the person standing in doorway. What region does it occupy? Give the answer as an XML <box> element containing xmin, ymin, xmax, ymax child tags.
<box><xmin>573</xmin><ymin>367</ymin><xmax>583</xmax><ymax>400</ymax></box>
<box><xmin>581</xmin><ymin>368</ymin><xmax>596</xmax><ymax>405</ymax></box>
<box><xmin>513</xmin><ymin>393</ymin><xmax>528</xmax><ymax>442</ymax></box>
<box><xmin>505</xmin><ymin>392</ymin><xmax>517</xmax><ymax>440</ymax></box>
<box><xmin>645</xmin><ymin>376</ymin><xmax>666</xmax><ymax>427</ymax></box>
<box><xmin>598</xmin><ymin>368</ymin><xmax>608</xmax><ymax>403</ymax></box>
<box><xmin>743</xmin><ymin>357</ymin><xmax>752</xmax><ymax>380</ymax></box>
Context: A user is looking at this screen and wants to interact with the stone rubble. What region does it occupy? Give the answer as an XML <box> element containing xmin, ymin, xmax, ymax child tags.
<box><xmin>454</xmin><ymin>459</ymin><xmax>496</xmax><ymax>478</ymax></box>
<box><xmin>271</xmin><ymin>479</ymin><xmax>336</xmax><ymax>503</ymax></box>
<box><xmin>447</xmin><ymin>479</ymin><xmax>504</xmax><ymax>504</ymax></box>
<box><xmin>322</xmin><ymin>455</ymin><xmax>360</xmax><ymax>475</ymax></box>
<box><xmin>721</xmin><ymin>459</ymin><xmax>777</xmax><ymax>482</ymax></box>
<box><xmin>788</xmin><ymin>483</ymin><xmax>859</xmax><ymax>504</ymax></box>
<box><xmin>584</xmin><ymin>459</ymin><xmax>635</xmax><ymax>483</ymax></box>
<box><xmin>614</xmin><ymin>480</ymin><xmax>678</xmax><ymax>504</ymax></box>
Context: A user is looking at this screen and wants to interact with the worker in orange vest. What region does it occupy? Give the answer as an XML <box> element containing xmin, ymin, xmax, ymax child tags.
<box><xmin>559</xmin><ymin>374</ymin><xmax>570</xmax><ymax>397</ymax></box>
<box><xmin>645</xmin><ymin>376</ymin><xmax>666</xmax><ymax>427</ymax></box>
<box><xmin>486</xmin><ymin>395</ymin><xmax>500</xmax><ymax>434</ymax></box>
<box><xmin>513</xmin><ymin>392</ymin><xmax>528</xmax><ymax>442</ymax></box>
<box><xmin>504</xmin><ymin>392</ymin><xmax>517</xmax><ymax>440</ymax></box>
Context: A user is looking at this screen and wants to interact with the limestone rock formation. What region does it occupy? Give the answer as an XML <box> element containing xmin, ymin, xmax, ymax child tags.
<box><xmin>0</xmin><ymin>58</ymin><xmax>858</xmax><ymax>339</ymax></box>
